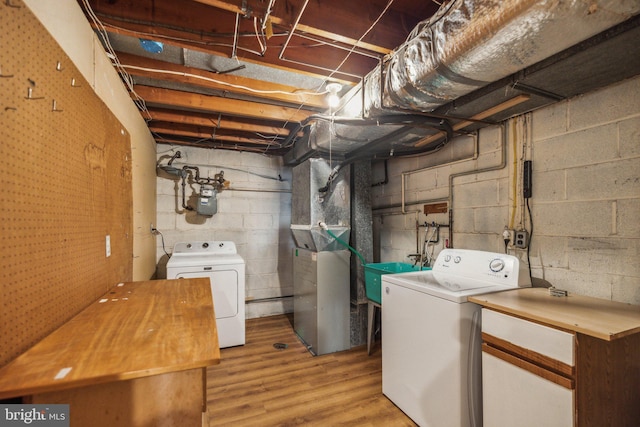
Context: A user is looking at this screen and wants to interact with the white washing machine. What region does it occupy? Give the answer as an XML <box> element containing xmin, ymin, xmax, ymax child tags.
<box><xmin>166</xmin><ymin>241</ymin><xmax>245</xmax><ymax>348</ymax></box>
<box><xmin>382</xmin><ymin>248</ymin><xmax>530</xmax><ymax>427</ymax></box>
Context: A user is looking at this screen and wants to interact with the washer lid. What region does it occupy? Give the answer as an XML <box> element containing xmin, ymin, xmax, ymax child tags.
<box><xmin>382</xmin><ymin>270</ymin><xmax>517</xmax><ymax>303</ymax></box>
<box><xmin>381</xmin><ymin>248</ymin><xmax>530</xmax><ymax>303</ymax></box>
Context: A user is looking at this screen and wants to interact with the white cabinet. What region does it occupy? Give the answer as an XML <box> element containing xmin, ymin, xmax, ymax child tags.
<box><xmin>478</xmin><ymin>303</ymin><xmax>640</xmax><ymax>427</ymax></box>
<box><xmin>481</xmin><ymin>309</ymin><xmax>575</xmax><ymax>427</ymax></box>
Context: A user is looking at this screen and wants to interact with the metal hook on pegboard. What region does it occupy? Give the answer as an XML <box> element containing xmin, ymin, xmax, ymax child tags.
<box><xmin>71</xmin><ymin>78</ymin><xmax>81</xmax><ymax>88</ymax></box>
<box><xmin>5</xmin><ymin>0</ymin><xmax>21</xmax><ymax>8</ymax></box>
<box><xmin>52</xmin><ymin>100</ymin><xmax>63</xmax><ymax>113</ymax></box>
<box><xmin>56</xmin><ymin>61</ymin><xmax>64</xmax><ymax>72</ymax></box>
<box><xmin>25</xmin><ymin>87</ymin><xmax>44</xmax><ymax>100</ymax></box>
<box><xmin>0</xmin><ymin>66</ymin><xmax>14</xmax><ymax>78</ymax></box>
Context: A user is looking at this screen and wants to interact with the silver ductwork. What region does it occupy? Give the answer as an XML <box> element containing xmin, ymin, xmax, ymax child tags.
<box><xmin>373</xmin><ymin>0</ymin><xmax>640</xmax><ymax>113</ymax></box>
<box><xmin>302</xmin><ymin>0</ymin><xmax>640</xmax><ymax>158</ymax></box>
<box><xmin>290</xmin><ymin>158</ymin><xmax>350</xmax><ymax>252</ymax></box>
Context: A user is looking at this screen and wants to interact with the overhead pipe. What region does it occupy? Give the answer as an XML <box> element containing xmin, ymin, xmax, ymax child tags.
<box><xmin>401</xmin><ymin>132</ymin><xmax>479</xmax><ymax>216</ymax></box>
<box><xmin>371</xmin><ymin>159</ymin><xmax>388</xmax><ymax>187</ymax></box>
<box><xmin>447</xmin><ymin>123</ymin><xmax>509</xmax><ymax>248</ymax></box>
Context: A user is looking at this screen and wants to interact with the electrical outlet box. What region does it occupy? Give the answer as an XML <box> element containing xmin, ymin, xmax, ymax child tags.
<box><xmin>514</xmin><ymin>230</ymin><xmax>529</xmax><ymax>249</ymax></box>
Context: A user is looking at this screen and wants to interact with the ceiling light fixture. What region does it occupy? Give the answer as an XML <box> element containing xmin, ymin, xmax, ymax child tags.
<box><xmin>326</xmin><ymin>83</ymin><xmax>342</xmax><ymax>108</ymax></box>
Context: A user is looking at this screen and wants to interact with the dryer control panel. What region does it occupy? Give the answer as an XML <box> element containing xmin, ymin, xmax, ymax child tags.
<box><xmin>172</xmin><ymin>241</ymin><xmax>238</xmax><ymax>256</ymax></box>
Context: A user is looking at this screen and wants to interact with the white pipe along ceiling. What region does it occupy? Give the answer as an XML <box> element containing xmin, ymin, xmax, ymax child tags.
<box><xmin>284</xmin><ymin>0</ymin><xmax>640</xmax><ymax>165</ymax></box>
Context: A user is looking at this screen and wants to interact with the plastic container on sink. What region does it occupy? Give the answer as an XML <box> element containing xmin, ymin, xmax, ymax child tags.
<box><xmin>364</xmin><ymin>263</ymin><xmax>430</xmax><ymax>304</ymax></box>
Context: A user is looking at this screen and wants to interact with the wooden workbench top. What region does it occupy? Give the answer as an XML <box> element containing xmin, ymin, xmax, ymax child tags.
<box><xmin>0</xmin><ymin>278</ymin><xmax>220</xmax><ymax>399</ymax></box>
<box><xmin>469</xmin><ymin>287</ymin><xmax>640</xmax><ymax>341</ymax></box>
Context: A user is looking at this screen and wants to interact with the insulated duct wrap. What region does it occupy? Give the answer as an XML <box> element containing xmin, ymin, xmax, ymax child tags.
<box><xmin>298</xmin><ymin>0</ymin><xmax>640</xmax><ymax>161</ymax></box>
<box><xmin>371</xmin><ymin>0</ymin><xmax>640</xmax><ymax>113</ymax></box>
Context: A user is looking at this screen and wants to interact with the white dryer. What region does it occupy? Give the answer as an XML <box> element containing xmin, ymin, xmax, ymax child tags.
<box><xmin>166</xmin><ymin>241</ymin><xmax>245</xmax><ymax>348</ymax></box>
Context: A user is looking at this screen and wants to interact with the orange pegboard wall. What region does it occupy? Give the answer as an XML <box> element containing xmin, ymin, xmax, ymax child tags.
<box><xmin>0</xmin><ymin>1</ymin><xmax>133</xmax><ymax>367</ymax></box>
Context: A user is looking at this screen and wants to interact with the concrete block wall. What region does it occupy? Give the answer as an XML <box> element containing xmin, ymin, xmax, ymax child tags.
<box><xmin>371</xmin><ymin>75</ymin><xmax>640</xmax><ymax>305</ymax></box>
<box><xmin>371</xmin><ymin>127</ymin><xmax>507</xmax><ymax>265</ymax></box>
<box><xmin>529</xmin><ymin>76</ymin><xmax>640</xmax><ymax>303</ymax></box>
<box><xmin>156</xmin><ymin>146</ymin><xmax>295</xmax><ymax>318</ymax></box>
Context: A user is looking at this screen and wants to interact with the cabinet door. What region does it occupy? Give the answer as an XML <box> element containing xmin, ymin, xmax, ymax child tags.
<box><xmin>482</xmin><ymin>351</ymin><xmax>574</xmax><ymax>427</ymax></box>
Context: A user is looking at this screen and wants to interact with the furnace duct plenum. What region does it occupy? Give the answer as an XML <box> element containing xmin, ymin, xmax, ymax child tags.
<box><xmin>304</xmin><ymin>0</ymin><xmax>640</xmax><ymax>158</ymax></box>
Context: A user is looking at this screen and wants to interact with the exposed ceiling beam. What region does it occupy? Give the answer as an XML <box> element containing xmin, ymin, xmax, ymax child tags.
<box><xmin>191</xmin><ymin>0</ymin><xmax>393</xmax><ymax>55</ymax></box>
<box><xmin>89</xmin><ymin>16</ymin><xmax>370</xmax><ymax>83</ymax></box>
<box><xmin>147</xmin><ymin>108</ymin><xmax>298</xmax><ymax>137</ymax></box>
<box><xmin>414</xmin><ymin>95</ymin><xmax>532</xmax><ymax>147</ymax></box>
<box><xmin>117</xmin><ymin>52</ymin><xmax>328</xmax><ymax>109</ymax></box>
<box><xmin>134</xmin><ymin>85</ymin><xmax>312</xmax><ymax>122</ymax></box>
<box><xmin>155</xmin><ymin>137</ymin><xmax>283</xmax><ymax>153</ymax></box>
<box><xmin>150</xmin><ymin>123</ymin><xmax>283</xmax><ymax>146</ymax></box>
<box><xmin>83</xmin><ymin>0</ymin><xmax>438</xmax><ymax>83</ymax></box>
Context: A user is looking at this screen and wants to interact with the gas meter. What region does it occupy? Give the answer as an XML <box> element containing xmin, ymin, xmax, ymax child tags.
<box><xmin>197</xmin><ymin>184</ymin><xmax>217</xmax><ymax>216</ymax></box>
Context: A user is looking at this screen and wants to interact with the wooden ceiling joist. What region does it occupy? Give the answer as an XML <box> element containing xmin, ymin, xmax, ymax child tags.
<box><xmin>134</xmin><ymin>85</ymin><xmax>312</xmax><ymax>123</ymax></box>
<box><xmin>147</xmin><ymin>108</ymin><xmax>297</xmax><ymax>137</ymax></box>
<box><xmin>118</xmin><ymin>52</ymin><xmax>327</xmax><ymax>109</ymax></box>
<box><xmin>150</xmin><ymin>124</ymin><xmax>283</xmax><ymax>146</ymax></box>
<box><xmin>414</xmin><ymin>95</ymin><xmax>532</xmax><ymax>147</ymax></box>
<box><xmin>191</xmin><ymin>0</ymin><xmax>393</xmax><ymax>55</ymax></box>
<box><xmin>155</xmin><ymin>137</ymin><xmax>285</xmax><ymax>154</ymax></box>
<box><xmin>91</xmin><ymin>16</ymin><xmax>367</xmax><ymax>83</ymax></box>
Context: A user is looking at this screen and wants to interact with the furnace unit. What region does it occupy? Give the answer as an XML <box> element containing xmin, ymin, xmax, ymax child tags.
<box><xmin>290</xmin><ymin>158</ymin><xmax>351</xmax><ymax>355</ymax></box>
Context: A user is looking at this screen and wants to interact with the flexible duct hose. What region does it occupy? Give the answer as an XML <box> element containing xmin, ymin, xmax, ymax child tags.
<box><xmin>320</xmin><ymin>223</ymin><xmax>367</xmax><ymax>266</ymax></box>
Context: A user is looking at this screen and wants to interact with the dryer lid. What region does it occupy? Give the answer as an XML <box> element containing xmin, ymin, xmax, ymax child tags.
<box><xmin>166</xmin><ymin>253</ymin><xmax>244</xmax><ymax>268</ymax></box>
<box><xmin>167</xmin><ymin>241</ymin><xmax>245</xmax><ymax>268</ymax></box>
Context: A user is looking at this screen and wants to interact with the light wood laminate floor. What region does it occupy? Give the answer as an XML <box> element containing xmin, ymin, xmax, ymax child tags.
<box><xmin>206</xmin><ymin>314</ymin><xmax>416</xmax><ymax>426</ymax></box>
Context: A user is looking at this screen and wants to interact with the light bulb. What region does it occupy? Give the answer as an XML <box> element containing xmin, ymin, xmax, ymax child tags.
<box><xmin>325</xmin><ymin>82</ymin><xmax>342</xmax><ymax>108</ymax></box>
<box><xmin>328</xmin><ymin>93</ymin><xmax>340</xmax><ymax>108</ymax></box>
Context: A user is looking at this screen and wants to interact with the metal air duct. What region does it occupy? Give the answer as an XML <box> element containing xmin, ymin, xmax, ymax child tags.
<box><xmin>295</xmin><ymin>0</ymin><xmax>640</xmax><ymax>163</ymax></box>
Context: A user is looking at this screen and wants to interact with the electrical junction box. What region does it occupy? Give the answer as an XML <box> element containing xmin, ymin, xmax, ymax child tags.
<box><xmin>514</xmin><ymin>230</ymin><xmax>529</xmax><ymax>249</ymax></box>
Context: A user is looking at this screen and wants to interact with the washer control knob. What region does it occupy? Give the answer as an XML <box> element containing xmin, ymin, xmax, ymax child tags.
<box><xmin>219</xmin><ymin>242</ymin><xmax>224</xmax><ymax>248</ymax></box>
<box><xmin>489</xmin><ymin>258</ymin><xmax>506</xmax><ymax>272</ymax></box>
<box><xmin>202</xmin><ymin>242</ymin><xmax>209</xmax><ymax>248</ymax></box>
<box><xmin>186</xmin><ymin>243</ymin><xmax>192</xmax><ymax>249</ymax></box>
<box><xmin>454</xmin><ymin>256</ymin><xmax>461</xmax><ymax>263</ymax></box>
<box><xmin>444</xmin><ymin>255</ymin><xmax>452</xmax><ymax>262</ymax></box>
